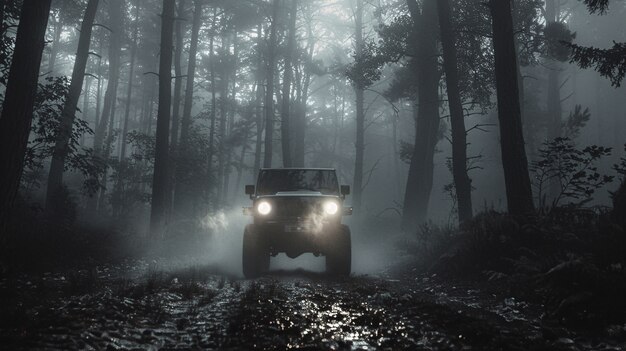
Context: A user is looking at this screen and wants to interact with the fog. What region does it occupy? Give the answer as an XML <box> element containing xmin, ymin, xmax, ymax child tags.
<box><xmin>1</xmin><ymin>0</ymin><xmax>625</xmax><ymax>275</ymax></box>
<box><xmin>3</xmin><ymin>0</ymin><xmax>626</xmax><ymax>348</ymax></box>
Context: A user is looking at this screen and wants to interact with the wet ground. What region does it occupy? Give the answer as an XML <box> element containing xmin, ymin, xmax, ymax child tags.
<box><xmin>1</xmin><ymin>260</ymin><xmax>625</xmax><ymax>350</ymax></box>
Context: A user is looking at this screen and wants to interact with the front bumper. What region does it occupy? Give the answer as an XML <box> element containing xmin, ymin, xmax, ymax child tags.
<box><xmin>255</xmin><ymin>221</ymin><xmax>341</xmax><ymax>257</ymax></box>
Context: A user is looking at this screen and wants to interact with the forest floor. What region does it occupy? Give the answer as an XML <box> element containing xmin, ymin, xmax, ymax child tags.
<box><xmin>1</xmin><ymin>256</ymin><xmax>625</xmax><ymax>350</ymax></box>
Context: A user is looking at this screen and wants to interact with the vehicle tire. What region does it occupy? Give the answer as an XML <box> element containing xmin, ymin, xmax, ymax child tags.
<box><xmin>242</xmin><ymin>224</ymin><xmax>270</xmax><ymax>278</ymax></box>
<box><xmin>325</xmin><ymin>225</ymin><xmax>351</xmax><ymax>276</ymax></box>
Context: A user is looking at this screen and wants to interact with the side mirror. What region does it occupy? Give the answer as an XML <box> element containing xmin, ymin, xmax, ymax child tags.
<box><xmin>245</xmin><ymin>185</ymin><xmax>255</xmax><ymax>197</ymax></box>
<box><xmin>340</xmin><ymin>185</ymin><xmax>350</xmax><ymax>196</ymax></box>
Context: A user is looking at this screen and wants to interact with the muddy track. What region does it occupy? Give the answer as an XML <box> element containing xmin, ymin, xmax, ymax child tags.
<box><xmin>0</xmin><ymin>264</ymin><xmax>624</xmax><ymax>350</ymax></box>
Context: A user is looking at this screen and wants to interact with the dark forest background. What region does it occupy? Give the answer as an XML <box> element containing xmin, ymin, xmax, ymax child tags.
<box><xmin>0</xmin><ymin>0</ymin><xmax>625</xmax><ymax>286</ymax></box>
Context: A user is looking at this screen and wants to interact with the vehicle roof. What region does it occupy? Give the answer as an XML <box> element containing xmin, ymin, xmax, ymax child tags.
<box><xmin>259</xmin><ymin>167</ymin><xmax>336</xmax><ymax>171</ymax></box>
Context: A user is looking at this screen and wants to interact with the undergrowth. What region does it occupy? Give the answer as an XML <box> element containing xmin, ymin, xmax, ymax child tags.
<box><xmin>402</xmin><ymin>208</ymin><xmax>626</xmax><ymax>328</ymax></box>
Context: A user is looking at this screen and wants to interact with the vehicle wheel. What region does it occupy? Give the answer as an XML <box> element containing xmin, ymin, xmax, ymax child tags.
<box><xmin>242</xmin><ymin>224</ymin><xmax>269</xmax><ymax>278</ymax></box>
<box><xmin>326</xmin><ymin>225</ymin><xmax>351</xmax><ymax>276</ymax></box>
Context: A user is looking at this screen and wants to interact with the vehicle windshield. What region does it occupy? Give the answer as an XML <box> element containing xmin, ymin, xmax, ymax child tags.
<box><xmin>256</xmin><ymin>169</ymin><xmax>339</xmax><ymax>195</ymax></box>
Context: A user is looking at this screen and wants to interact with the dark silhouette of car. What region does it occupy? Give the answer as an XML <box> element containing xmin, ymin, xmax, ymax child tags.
<box><xmin>242</xmin><ymin>168</ymin><xmax>352</xmax><ymax>278</ymax></box>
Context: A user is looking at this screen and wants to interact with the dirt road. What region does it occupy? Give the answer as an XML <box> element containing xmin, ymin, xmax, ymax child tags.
<box><xmin>2</xmin><ymin>258</ymin><xmax>624</xmax><ymax>350</ymax></box>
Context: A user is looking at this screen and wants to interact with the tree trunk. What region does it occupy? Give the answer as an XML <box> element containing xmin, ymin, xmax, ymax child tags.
<box><xmin>81</xmin><ymin>76</ymin><xmax>91</xmax><ymax>146</ymax></box>
<box><xmin>150</xmin><ymin>0</ymin><xmax>175</xmax><ymax>235</ymax></box>
<box><xmin>436</xmin><ymin>0</ymin><xmax>472</xmax><ymax>224</ymax></box>
<box><xmin>352</xmin><ymin>0</ymin><xmax>365</xmax><ymax>213</ymax></box>
<box><xmin>222</xmin><ymin>31</ymin><xmax>238</xmax><ymax>204</ymax></box>
<box><xmin>92</xmin><ymin>0</ymin><xmax>124</xmax><ymax>212</ymax></box>
<box><xmin>94</xmin><ymin>31</ymin><xmax>104</xmax><ymax>130</ymax></box>
<box><xmin>234</xmin><ymin>108</ymin><xmax>251</xmax><ymax>202</ymax></box>
<box><xmin>178</xmin><ymin>0</ymin><xmax>200</xmax><ymax>147</ymax></box>
<box><xmin>45</xmin><ymin>0</ymin><xmax>99</xmax><ymax>210</ymax></box>
<box><xmin>47</xmin><ymin>15</ymin><xmax>62</xmax><ymax>75</ymax></box>
<box><xmin>253</xmin><ymin>22</ymin><xmax>265</xmax><ymax>178</ymax></box>
<box><xmin>173</xmin><ymin>0</ymin><xmax>202</xmax><ymax>214</ymax></box>
<box><xmin>165</xmin><ymin>0</ymin><xmax>184</xmax><ymax>214</ymax></box>
<box><xmin>545</xmin><ymin>0</ymin><xmax>562</xmax><ymax>202</ymax></box>
<box><xmin>280</xmin><ymin>0</ymin><xmax>297</xmax><ymax>168</ymax></box>
<box><xmin>93</xmin><ymin>0</ymin><xmax>124</xmax><ymax>154</ymax></box>
<box><xmin>263</xmin><ymin>0</ymin><xmax>280</xmax><ymax>168</ymax></box>
<box><xmin>111</xmin><ymin>0</ymin><xmax>140</xmax><ymax>218</ymax></box>
<box><xmin>0</xmin><ymin>0</ymin><xmax>52</xmax><ymax>234</ymax></box>
<box><xmin>402</xmin><ymin>0</ymin><xmax>440</xmax><ymax>231</ymax></box>
<box><xmin>207</xmin><ymin>16</ymin><xmax>217</xmax><ymax>208</ymax></box>
<box><xmin>489</xmin><ymin>0</ymin><xmax>535</xmax><ymax>215</ymax></box>
<box><xmin>120</xmin><ymin>1</ymin><xmax>139</xmax><ymax>162</ymax></box>
<box><xmin>171</xmin><ymin>0</ymin><xmax>185</xmax><ymax>150</ymax></box>
<box><xmin>292</xmin><ymin>16</ymin><xmax>314</xmax><ymax>168</ymax></box>
<box><xmin>216</xmin><ymin>38</ymin><xmax>230</xmax><ymax>207</ymax></box>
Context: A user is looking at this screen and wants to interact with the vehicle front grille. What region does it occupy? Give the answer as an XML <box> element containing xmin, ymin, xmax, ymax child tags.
<box><xmin>270</xmin><ymin>197</ymin><xmax>322</xmax><ymax>219</ymax></box>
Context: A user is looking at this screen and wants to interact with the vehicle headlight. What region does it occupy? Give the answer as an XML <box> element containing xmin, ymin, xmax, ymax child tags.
<box><xmin>323</xmin><ymin>201</ymin><xmax>339</xmax><ymax>215</ymax></box>
<box><xmin>256</xmin><ymin>201</ymin><xmax>272</xmax><ymax>215</ymax></box>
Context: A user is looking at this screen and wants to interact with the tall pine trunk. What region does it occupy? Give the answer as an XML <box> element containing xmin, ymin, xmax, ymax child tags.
<box><xmin>544</xmin><ymin>0</ymin><xmax>562</xmax><ymax>203</ymax></box>
<box><xmin>166</xmin><ymin>0</ymin><xmax>185</xmax><ymax>214</ymax></box>
<box><xmin>171</xmin><ymin>0</ymin><xmax>185</xmax><ymax>150</ymax></box>
<box><xmin>47</xmin><ymin>15</ymin><xmax>62</xmax><ymax>75</ymax></box>
<box><xmin>173</xmin><ymin>0</ymin><xmax>202</xmax><ymax>214</ymax></box>
<box><xmin>222</xmin><ymin>32</ymin><xmax>238</xmax><ymax>203</ymax></box>
<box><xmin>352</xmin><ymin>0</ymin><xmax>365</xmax><ymax>212</ymax></box>
<box><xmin>207</xmin><ymin>24</ymin><xmax>216</xmax><ymax>207</ymax></box>
<box><xmin>263</xmin><ymin>0</ymin><xmax>280</xmax><ymax>168</ymax></box>
<box><xmin>0</xmin><ymin>0</ymin><xmax>52</xmax><ymax>234</ymax></box>
<box><xmin>94</xmin><ymin>31</ymin><xmax>104</xmax><ymax>130</ymax></box>
<box><xmin>120</xmin><ymin>1</ymin><xmax>139</xmax><ymax>162</ymax></box>
<box><xmin>81</xmin><ymin>77</ymin><xmax>91</xmax><ymax>146</ymax></box>
<box><xmin>292</xmin><ymin>15</ymin><xmax>315</xmax><ymax>168</ymax></box>
<box><xmin>489</xmin><ymin>0</ymin><xmax>535</xmax><ymax>215</ymax></box>
<box><xmin>216</xmin><ymin>38</ymin><xmax>230</xmax><ymax>207</ymax></box>
<box><xmin>93</xmin><ymin>0</ymin><xmax>123</xmax><ymax>154</ymax></box>
<box><xmin>45</xmin><ymin>0</ymin><xmax>99</xmax><ymax>210</ymax></box>
<box><xmin>402</xmin><ymin>0</ymin><xmax>440</xmax><ymax>231</ymax></box>
<box><xmin>436</xmin><ymin>0</ymin><xmax>472</xmax><ymax>224</ymax></box>
<box><xmin>280</xmin><ymin>0</ymin><xmax>297</xmax><ymax>168</ymax></box>
<box><xmin>91</xmin><ymin>0</ymin><xmax>123</xmax><ymax>211</ymax></box>
<box><xmin>253</xmin><ymin>23</ymin><xmax>265</xmax><ymax>177</ymax></box>
<box><xmin>150</xmin><ymin>0</ymin><xmax>175</xmax><ymax>235</ymax></box>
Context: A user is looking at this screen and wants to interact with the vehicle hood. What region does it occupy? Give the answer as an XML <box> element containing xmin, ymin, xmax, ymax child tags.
<box><xmin>256</xmin><ymin>191</ymin><xmax>340</xmax><ymax>199</ymax></box>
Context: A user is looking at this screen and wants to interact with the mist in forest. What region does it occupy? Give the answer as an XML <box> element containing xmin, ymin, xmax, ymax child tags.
<box><xmin>3</xmin><ymin>0</ymin><xmax>626</xmax><ymax>349</ymax></box>
<box><xmin>0</xmin><ymin>0</ymin><xmax>625</xmax><ymax>275</ymax></box>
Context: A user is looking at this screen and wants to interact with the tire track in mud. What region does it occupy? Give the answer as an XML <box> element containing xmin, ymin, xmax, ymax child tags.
<box><xmin>224</xmin><ymin>275</ymin><xmax>532</xmax><ymax>350</ymax></box>
<box><xmin>225</xmin><ymin>274</ymin><xmax>619</xmax><ymax>350</ymax></box>
<box><xmin>2</xmin><ymin>267</ymin><xmax>624</xmax><ymax>350</ymax></box>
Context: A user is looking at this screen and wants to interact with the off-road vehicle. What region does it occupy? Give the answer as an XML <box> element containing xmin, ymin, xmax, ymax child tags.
<box><xmin>242</xmin><ymin>168</ymin><xmax>352</xmax><ymax>278</ymax></box>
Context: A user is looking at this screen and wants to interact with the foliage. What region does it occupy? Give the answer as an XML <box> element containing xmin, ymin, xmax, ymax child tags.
<box><xmin>530</xmin><ymin>137</ymin><xmax>614</xmax><ymax>208</ymax></box>
<box><xmin>582</xmin><ymin>0</ymin><xmax>611</xmax><ymax>13</ymax></box>
<box><xmin>567</xmin><ymin>0</ymin><xmax>625</xmax><ymax>87</ymax></box>
<box><xmin>613</xmin><ymin>144</ymin><xmax>626</xmax><ymax>179</ymax></box>
<box><xmin>561</xmin><ymin>105</ymin><xmax>590</xmax><ymax>139</ymax></box>
<box><xmin>0</xmin><ymin>0</ymin><xmax>20</xmax><ymax>90</ymax></box>
<box><xmin>384</xmin><ymin>65</ymin><xmax>416</xmax><ymax>102</ymax></box>
<box><xmin>568</xmin><ymin>41</ymin><xmax>626</xmax><ymax>87</ymax></box>
<box><xmin>174</xmin><ymin>117</ymin><xmax>215</xmax><ymax>214</ymax></box>
<box><xmin>611</xmin><ymin>145</ymin><xmax>626</xmax><ymax>227</ymax></box>
<box><xmin>23</xmin><ymin>76</ymin><xmax>104</xmax><ymax>195</ymax></box>
<box><xmin>107</xmin><ymin>131</ymin><xmax>155</xmax><ymax>217</ymax></box>
<box><xmin>511</xmin><ymin>0</ymin><xmax>544</xmax><ymax>66</ymax></box>
<box><xmin>345</xmin><ymin>40</ymin><xmax>385</xmax><ymax>90</ymax></box>
<box><xmin>543</xmin><ymin>22</ymin><xmax>575</xmax><ymax>62</ymax></box>
<box><xmin>413</xmin><ymin>209</ymin><xmax>626</xmax><ymax>327</ymax></box>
